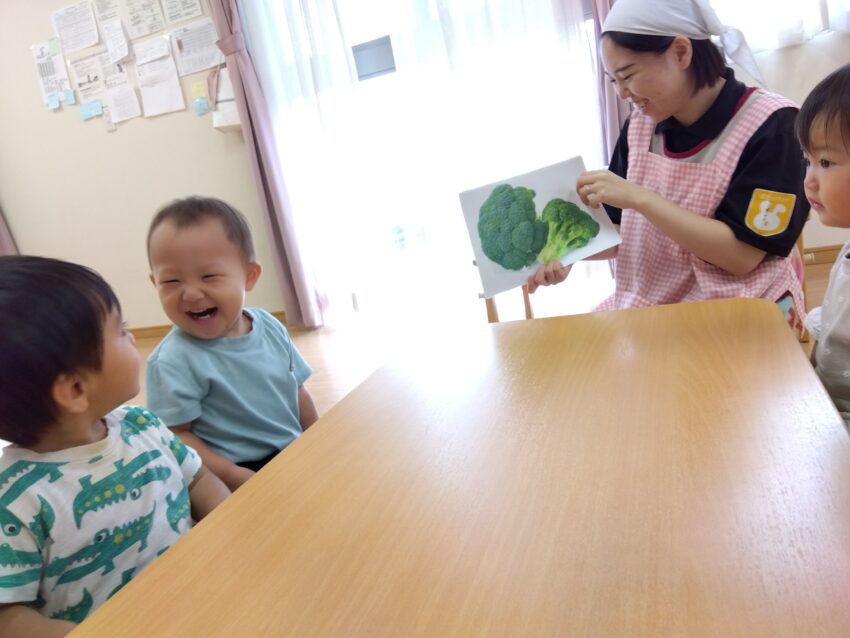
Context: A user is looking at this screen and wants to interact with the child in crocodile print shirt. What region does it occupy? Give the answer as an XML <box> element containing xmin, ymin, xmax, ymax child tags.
<box><xmin>0</xmin><ymin>256</ymin><xmax>229</xmax><ymax>635</ymax></box>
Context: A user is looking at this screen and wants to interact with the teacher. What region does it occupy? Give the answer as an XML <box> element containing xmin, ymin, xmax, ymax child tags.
<box><xmin>528</xmin><ymin>0</ymin><xmax>806</xmax><ymax>324</ymax></box>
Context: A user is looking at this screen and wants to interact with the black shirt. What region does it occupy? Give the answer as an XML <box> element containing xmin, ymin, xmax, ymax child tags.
<box><xmin>603</xmin><ymin>68</ymin><xmax>807</xmax><ymax>257</ymax></box>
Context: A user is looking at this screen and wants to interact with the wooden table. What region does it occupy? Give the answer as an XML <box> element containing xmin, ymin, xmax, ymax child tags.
<box><xmin>74</xmin><ymin>299</ymin><xmax>850</xmax><ymax>637</ymax></box>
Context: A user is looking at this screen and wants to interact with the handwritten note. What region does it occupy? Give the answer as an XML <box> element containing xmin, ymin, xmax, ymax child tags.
<box><xmin>101</xmin><ymin>18</ymin><xmax>129</xmax><ymax>64</ymax></box>
<box><xmin>133</xmin><ymin>36</ymin><xmax>170</xmax><ymax>65</ymax></box>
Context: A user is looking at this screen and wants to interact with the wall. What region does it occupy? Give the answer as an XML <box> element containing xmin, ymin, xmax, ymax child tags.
<box><xmin>0</xmin><ymin>0</ymin><xmax>284</xmax><ymax>328</ymax></box>
<box><xmin>737</xmin><ymin>31</ymin><xmax>850</xmax><ymax>248</ymax></box>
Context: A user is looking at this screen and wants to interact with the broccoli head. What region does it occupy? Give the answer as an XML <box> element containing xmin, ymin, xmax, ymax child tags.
<box><xmin>537</xmin><ymin>198</ymin><xmax>600</xmax><ymax>263</ymax></box>
<box><xmin>478</xmin><ymin>184</ymin><xmax>549</xmax><ymax>270</ymax></box>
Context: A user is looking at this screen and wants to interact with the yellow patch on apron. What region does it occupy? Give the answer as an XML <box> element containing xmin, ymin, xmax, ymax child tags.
<box><xmin>745</xmin><ymin>188</ymin><xmax>796</xmax><ymax>236</ymax></box>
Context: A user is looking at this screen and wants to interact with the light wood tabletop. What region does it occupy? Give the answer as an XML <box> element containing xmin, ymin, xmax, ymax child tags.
<box><xmin>73</xmin><ymin>298</ymin><xmax>850</xmax><ymax>637</ymax></box>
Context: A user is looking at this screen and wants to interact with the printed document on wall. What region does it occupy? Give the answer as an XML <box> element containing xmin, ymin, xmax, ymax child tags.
<box><xmin>70</xmin><ymin>52</ymin><xmax>129</xmax><ymax>103</ymax></box>
<box><xmin>171</xmin><ymin>17</ymin><xmax>224</xmax><ymax>76</ymax></box>
<box><xmin>125</xmin><ymin>0</ymin><xmax>166</xmax><ymax>39</ymax></box>
<box><xmin>163</xmin><ymin>0</ymin><xmax>203</xmax><ymax>24</ymax></box>
<box><xmin>70</xmin><ymin>54</ymin><xmax>106</xmax><ymax>102</ymax></box>
<box><xmin>52</xmin><ymin>1</ymin><xmax>99</xmax><ymax>53</ymax></box>
<box><xmin>137</xmin><ymin>55</ymin><xmax>185</xmax><ymax>117</ymax></box>
<box><xmin>32</xmin><ymin>40</ymin><xmax>71</xmax><ymax>105</ymax></box>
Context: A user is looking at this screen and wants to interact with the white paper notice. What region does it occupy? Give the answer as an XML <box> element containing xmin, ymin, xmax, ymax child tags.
<box><xmin>126</xmin><ymin>0</ymin><xmax>166</xmax><ymax>39</ymax></box>
<box><xmin>171</xmin><ymin>18</ymin><xmax>224</xmax><ymax>76</ymax></box>
<box><xmin>163</xmin><ymin>0</ymin><xmax>203</xmax><ymax>24</ymax></box>
<box><xmin>212</xmin><ymin>66</ymin><xmax>239</xmax><ymax>129</ymax></box>
<box><xmin>32</xmin><ymin>40</ymin><xmax>71</xmax><ymax>105</ymax></box>
<box><xmin>52</xmin><ymin>1</ymin><xmax>99</xmax><ymax>53</ymax></box>
<box><xmin>133</xmin><ymin>36</ymin><xmax>170</xmax><ymax>65</ymax></box>
<box><xmin>105</xmin><ymin>84</ymin><xmax>141</xmax><ymax>122</ymax></box>
<box><xmin>98</xmin><ymin>53</ymin><xmax>129</xmax><ymax>88</ymax></box>
<box><xmin>93</xmin><ymin>0</ymin><xmax>120</xmax><ymax>22</ymax></box>
<box><xmin>70</xmin><ymin>54</ymin><xmax>106</xmax><ymax>102</ymax></box>
<box><xmin>137</xmin><ymin>55</ymin><xmax>185</xmax><ymax>116</ymax></box>
<box><xmin>101</xmin><ymin>18</ymin><xmax>129</xmax><ymax>64</ymax></box>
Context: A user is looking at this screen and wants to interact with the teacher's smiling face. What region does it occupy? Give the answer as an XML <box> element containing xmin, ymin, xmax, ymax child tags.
<box><xmin>601</xmin><ymin>35</ymin><xmax>695</xmax><ymax>124</ymax></box>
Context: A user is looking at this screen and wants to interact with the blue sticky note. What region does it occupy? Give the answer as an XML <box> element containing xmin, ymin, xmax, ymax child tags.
<box><xmin>47</xmin><ymin>94</ymin><xmax>60</xmax><ymax>110</ymax></box>
<box><xmin>63</xmin><ymin>88</ymin><xmax>76</xmax><ymax>105</ymax></box>
<box><xmin>192</xmin><ymin>96</ymin><xmax>210</xmax><ymax>116</ymax></box>
<box><xmin>80</xmin><ymin>100</ymin><xmax>103</xmax><ymax>121</ymax></box>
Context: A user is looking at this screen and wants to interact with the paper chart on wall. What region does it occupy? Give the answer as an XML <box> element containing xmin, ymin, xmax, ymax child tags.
<box><xmin>162</xmin><ymin>0</ymin><xmax>203</xmax><ymax>24</ymax></box>
<box><xmin>170</xmin><ymin>17</ymin><xmax>224</xmax><ymax>76</ymax></box>
<box><xmin>53</xmin><ymin>1</ymin><xmax>99</xmax><ymax>53</ymax></box>
<box><xmin>32</xmin><ymin>40</ymin><xmax>72</xmax><ymax>105</ymax></box>
<box><xmin>137</xmin><ymin>54</ymin><xmax>185</xmax><ymax>117</ymax></box>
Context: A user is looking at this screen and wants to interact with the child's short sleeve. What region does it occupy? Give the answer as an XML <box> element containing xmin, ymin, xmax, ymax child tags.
<box><xmin>0</xmin><ymin>510</ymin><xmax>42</xmax><ymax>605</ymax></box>
<box><xmin>145</xmin><ymin>359</ymin><xmax>205</xmax><ymax>427</ymax></box>
<box><xmin>804</xmin><ymin>306</ymin><xmax>822</xmax><ymax>341</ymax></box>
<box><xmin>155</xmin><ymin>416</ymin><xmax>202</xmax><ymax>486</ymax></box>
<box><xmin>290</xmin><ymin>341</ymin><xmax>312</xmax><ymax>386</ymax></box>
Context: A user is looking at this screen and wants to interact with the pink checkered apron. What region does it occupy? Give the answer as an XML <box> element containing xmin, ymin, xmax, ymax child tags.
<box><xmin>597</xmin><ymin>89</ymin><xmax>805</xmax><ymax>318</ymax></box>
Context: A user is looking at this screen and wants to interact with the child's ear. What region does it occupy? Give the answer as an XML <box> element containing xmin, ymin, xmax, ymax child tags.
<box><xmin>52</xmin><ymin>373</ymin><xmax>91</xmax><ymax>415</ymax></box>
<box><xmin>244</xmin><ymin>262</ymin><xmax>262</xmax><ymax>292</ymax></box>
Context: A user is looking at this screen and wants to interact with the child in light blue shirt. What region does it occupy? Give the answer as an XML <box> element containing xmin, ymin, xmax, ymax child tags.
<box><xmin>146</xmin><ymin>197</ymin><xmax>319</xmax><ymax>491</ymax></box>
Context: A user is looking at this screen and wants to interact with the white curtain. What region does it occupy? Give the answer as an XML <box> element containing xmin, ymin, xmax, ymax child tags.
<box><xmin>238</xmin><ymin>0</ymin><xmax>607</xmax><ymax>329</ymax></box>
<box><xmin>709</xmin><ymin>0</ymin><xmax>824</xmax><ymax>51</ymax></box>
<box><xmin>826</xmin><ymin>0</ymin><xmax>850</xmax><ymax>31</ymax></box>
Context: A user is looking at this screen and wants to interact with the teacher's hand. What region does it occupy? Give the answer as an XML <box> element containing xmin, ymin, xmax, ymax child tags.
<box><xmin>577</xmin><ymin>169</ymin><xmax>646</xmax><ymax>211</ymax></box>
<box><xmin>527</xmin><ymin>261</ymin><xmax>571</xmax><ymax>294</ymax></box>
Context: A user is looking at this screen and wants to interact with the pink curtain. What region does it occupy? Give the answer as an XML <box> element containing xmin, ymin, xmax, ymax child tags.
<box><xmin>592</xmin><ymin>0</ymin><xmax>630</xmax><ymax>164</ymax></box>
<box><xmin>208</xmin><ymin>0</ymin><xmax>323</xmax><ymax>327</ymax></box>
<box><xmin>0</xmin><ymin>207</ymin><xmax>17</xmax><ymax>256</ymax></box>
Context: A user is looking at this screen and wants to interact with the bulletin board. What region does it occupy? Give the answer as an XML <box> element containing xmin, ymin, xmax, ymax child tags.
<box><xmin>31</xmin><ymin>0</ymin><xmax>239</xmax><ymax>131</ymax></box>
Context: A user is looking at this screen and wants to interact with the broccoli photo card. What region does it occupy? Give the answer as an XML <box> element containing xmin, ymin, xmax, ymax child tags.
<box><xmin>460</xmin><ymin>156</ymin><xmax>621</xmax><ymax>298</ymax></box>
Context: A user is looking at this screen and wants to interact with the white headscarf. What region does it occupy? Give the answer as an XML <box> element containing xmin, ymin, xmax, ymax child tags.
<box><xmin>602</xmin><ymin>0</ymin><xmax>765</xmax><ymax>87</ymax></box>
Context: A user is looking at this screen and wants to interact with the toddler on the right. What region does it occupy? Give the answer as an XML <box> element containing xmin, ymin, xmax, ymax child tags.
<box><xmin>798</xmin><ymin>63</ymin><xmax>850</xmax><ymax>430</ymax></box>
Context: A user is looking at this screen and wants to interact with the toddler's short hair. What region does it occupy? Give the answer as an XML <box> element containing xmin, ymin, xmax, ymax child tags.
<box><xmin>147</xmin><ymin>196</ymin><xmax>256</xmax><ymax>263</ymax></box>
<box><xmin>796</xmin><ymin>63</ymin><xmax>850</xmax><ymax>153</ymax></box>
<box><xmin>0</xmin><ymin>256</ymin><xmax>120</xmax><ymax>447</ymax></box>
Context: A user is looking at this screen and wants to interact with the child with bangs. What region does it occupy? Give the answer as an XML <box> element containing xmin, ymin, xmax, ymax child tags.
<box><xmin>798</xmin><ymin>63</ymin><xmax>850</xmax><ymax>431</ymax></box>
<box><xmin>0</xmin><ymin>256</ymin><xmax>229</xmax><ymax>635</ymax></box>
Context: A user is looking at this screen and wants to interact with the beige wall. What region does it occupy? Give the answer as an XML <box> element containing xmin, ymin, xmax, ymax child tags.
<box><xmin>0</xmin><ymin>0</ymin><xmax>284</xmax><ymax>328</ymax></box>
<box><xmin>737</xmin><ymin>31</ymin><xmax>850</xmax><ymax>249</ymax></box>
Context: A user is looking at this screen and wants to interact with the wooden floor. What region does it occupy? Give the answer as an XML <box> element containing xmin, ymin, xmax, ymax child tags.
<box><xmin>131</xmin><ymin>262</ymin><xmax>832</xmax><ymax>415</ymax></box>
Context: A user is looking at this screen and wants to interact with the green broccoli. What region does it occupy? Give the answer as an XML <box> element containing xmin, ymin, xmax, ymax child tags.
<box><xmin>478</xmin><ymin>184</ymin><xmax>549</xmax><ymax>270</ymax></box>
<box><xmin>537</xmin><ymin>198</ymin><xmax>600</xmax><ymax>263</ymax></box>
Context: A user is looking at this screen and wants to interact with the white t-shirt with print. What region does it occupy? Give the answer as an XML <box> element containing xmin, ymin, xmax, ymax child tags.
<box><xmin>0</xmin><ymin>406</ymin><xmax>201</xmax><ymax>622</ymax></box>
